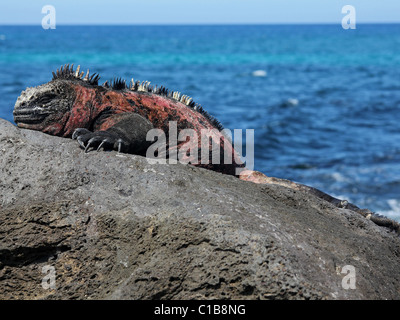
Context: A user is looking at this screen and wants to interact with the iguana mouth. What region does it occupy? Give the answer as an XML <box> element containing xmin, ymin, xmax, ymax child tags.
<box><xmin>13</xmin><ymin>107</ymin><xmax>50</xmax><ymax>124</ymax></box>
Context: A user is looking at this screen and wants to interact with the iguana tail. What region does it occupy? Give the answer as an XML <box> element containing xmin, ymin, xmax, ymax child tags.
<box><xmin>239</xmin><ymin>170</ymin><xmax>400</xmax><ymax>234</ymax></box>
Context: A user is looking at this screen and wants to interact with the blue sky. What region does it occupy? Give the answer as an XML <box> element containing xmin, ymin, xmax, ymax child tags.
<box><xmin>0</xmin><ymin>0</ymin><xmax>399</xmax><ymax>25</ymax></box>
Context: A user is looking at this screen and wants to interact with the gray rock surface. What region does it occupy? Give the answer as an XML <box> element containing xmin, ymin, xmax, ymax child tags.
<box><xmin>0</xmin><ymin>118</ymin><xmax>399</xmax><ymax>300</ymax></box>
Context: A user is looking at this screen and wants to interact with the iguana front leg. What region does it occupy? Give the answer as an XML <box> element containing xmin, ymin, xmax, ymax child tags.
<box><xmin>72</xmin><ymin>112</ymin><xmax>154</xmax><ymax>155</ymax></box>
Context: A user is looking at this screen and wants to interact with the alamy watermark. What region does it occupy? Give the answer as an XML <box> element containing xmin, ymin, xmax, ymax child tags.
<box><xmin>41</xmin><ymin>265</ymin><xmax>56</xmax><ymax>290</ymax></box>
<box><xmin>342</xmin><ymin>5</ymin><xmax>356</xmax><ymax>29</ymax></box>
<box><xmin>145</xmin><ymin>122</ymin><xmax>254</xmax><ymax>175</ymax></box>
<box><xmin>338</xmin><ymin>265</ymin><xmax>356</xmax><ymax>289</ymax></box>
<box><xmin>42</xmin><ymin>5</ymin><xmax>56</xmax><ymax>29</ymax></box>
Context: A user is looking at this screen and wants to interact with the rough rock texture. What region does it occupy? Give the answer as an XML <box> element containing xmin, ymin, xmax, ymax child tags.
<box><xmin>0</xmin><ymin>118</ymin><xmax>399</xmax><ymax>300</ymax></box>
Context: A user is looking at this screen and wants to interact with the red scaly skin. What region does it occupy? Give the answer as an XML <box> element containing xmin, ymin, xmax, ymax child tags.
<box><xmin>64</xmin><ymin>84</ymin><xmax>218</xmax><ymax>134</ymax></box>
<box><xmin>62</xmin><ymin>85</ymin><xmax>99</xmax><ymax>136</ymax></box>
<box><xmin>65</xmin><ymin>84</ymin><xmax>244</xmax><ymax>175</ymax></box>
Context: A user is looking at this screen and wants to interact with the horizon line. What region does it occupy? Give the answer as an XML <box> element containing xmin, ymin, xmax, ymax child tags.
<box><xmin>1</xmin><ymin>21</ymin><xmax>400</xmax><ymax>27</ymax></box>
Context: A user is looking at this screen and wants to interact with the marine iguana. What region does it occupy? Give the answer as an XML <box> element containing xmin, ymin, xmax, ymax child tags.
<box><xmin>13</xmin><ymin>64</ymin><xmax>245</xmax><ymax>176</ymax></box>
<box><xmin>13</xmin><ymin>64</ymin><xmax>400</xmax><ymax>234</ymax></box>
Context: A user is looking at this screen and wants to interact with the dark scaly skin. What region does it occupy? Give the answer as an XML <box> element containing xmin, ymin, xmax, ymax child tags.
<box><xmin>13</xmin><ymin>64</ymin><xmax>400</xmax><ymax>234</ymax></box>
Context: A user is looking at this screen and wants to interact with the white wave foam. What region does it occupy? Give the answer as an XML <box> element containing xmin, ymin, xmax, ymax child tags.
<box><xmin>286</xmin><ymin>98</ymin><xmax>299</xmax><ymax>106</ymax></box>
<box><xmin>377</xmin><ymin>199</ymin><xmax>400</xmax><ymax>220</ymax></box>
<box><xmin>251</xmin><ymin>70</ymin><xmax>267</xmax><ymax>77</ymax></box>
<box><xmin>331</xmin><ymin>172</ymin><xmax>349</xmax><ymax>183</ymax></box>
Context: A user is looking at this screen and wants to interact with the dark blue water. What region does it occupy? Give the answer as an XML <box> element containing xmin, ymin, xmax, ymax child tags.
<box><xmin>1</xmin><ymin>25</ymin><xmax>400</xmax><ymax>219</ymax></box>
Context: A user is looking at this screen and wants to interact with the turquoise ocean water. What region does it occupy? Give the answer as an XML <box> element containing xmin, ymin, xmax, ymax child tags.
<box><xmin>0</xmin><ymin>24</ymin><xmax>400</xmax><ymax>219</ymax></box>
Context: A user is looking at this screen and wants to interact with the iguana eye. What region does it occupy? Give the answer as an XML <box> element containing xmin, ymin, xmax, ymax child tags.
<box><xmin>36</xmin><ymin>93</ymin><xmax>57</xmax><ymax>105</ymax></box>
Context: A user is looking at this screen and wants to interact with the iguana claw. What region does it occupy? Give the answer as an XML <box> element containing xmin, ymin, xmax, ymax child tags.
<box><xmin>72</xmin><ymin>128</ymin><xmax>128</xmax><ymax>153</ymax></box>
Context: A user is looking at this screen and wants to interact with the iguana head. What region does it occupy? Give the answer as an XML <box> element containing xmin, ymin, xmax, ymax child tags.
<box><xmin>13</xmin><ymin>64</ymin><xmax>100</xmax><ymax>135</ymax></box>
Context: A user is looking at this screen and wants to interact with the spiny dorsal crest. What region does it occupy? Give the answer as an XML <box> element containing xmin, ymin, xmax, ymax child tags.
<box><xmin>111</xmin><ymin>78</ymin><xmax>127</xmax><ymax>90</ymax></box>
<box><xmin>50</xmin><ymin>64</ymin><xmax>223</xmax><ymax>130</ymax></box>
<box><xmin>126</xmin><ymin>78</ymin><xmax>194</xmax><ymax>107</ymax></box>
<box><xmin>52</xmin><ymin>64</ymin><xmax>100</xmax><ymax>85</ymax></box>
<box><xmin>125</xmin><ymin>79</ymin><xmax>222</xmax><ymax>130</ymax></box>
